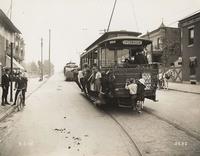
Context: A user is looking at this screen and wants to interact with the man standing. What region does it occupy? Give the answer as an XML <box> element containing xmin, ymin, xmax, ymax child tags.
<box><xmin>1</xmin><ymin>69</ymin><xmax>10</xmax><ymax>106</ymax></box>
<box><xmin>77</xmin><ymin>69</ymin><xmax>84</xmax><ymax>92</ymax></box>
<box><xmin>13</xmin><ymin>72</ymin><xmax>27</xmax><ymax>106</ymax></box>
<box><xmin>22</xmin><ymin>72</ymin><xmax>28</xmax><ymax>105</ymax></box>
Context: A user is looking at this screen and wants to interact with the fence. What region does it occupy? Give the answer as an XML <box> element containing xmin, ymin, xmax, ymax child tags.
<box><xmin>160</xmin><ymin>66</ymin><xmax>182</xmax><ymax>82</ymax></box>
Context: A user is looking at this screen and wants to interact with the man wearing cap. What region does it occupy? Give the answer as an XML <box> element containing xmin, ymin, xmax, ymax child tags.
<box><xmin>13</xmin><ymin>72</ymin><xmax>27</xmax><ymax>106</ymax></box>
<box><xmin>1</xmin><ymin>69</ymin><xmax>10</xmax><ymax>106</ymax></box>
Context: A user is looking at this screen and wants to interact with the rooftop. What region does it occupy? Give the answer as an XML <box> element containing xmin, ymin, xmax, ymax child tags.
<box><xmin>0</xmin><ymin>9</ymin><xmax>21</xmax><ymax>34</ymax></box>
<box><xmin>141</xmin><ymin>22</ymin><xmax>178</xmax><ymax>38</ymax></box>
<box><xmin>179</xmin><ymin>10</ymin><xmax>200</xmax><ymax>23</ymax></box>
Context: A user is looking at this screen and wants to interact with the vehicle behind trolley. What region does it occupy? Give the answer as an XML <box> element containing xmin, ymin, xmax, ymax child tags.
<box><xmin>64</xmin><ymin>62</ymin><xmax>78</xmax><ymax>81</ymax></box>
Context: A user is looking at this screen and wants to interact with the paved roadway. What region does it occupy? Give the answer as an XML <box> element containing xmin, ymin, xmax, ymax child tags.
<box><xmin>0</xmin><ymin>73</ymin><xmax>200</xmax><ymax>156</ymax></box>
<box><xmin>145</xmin><ymin>89</ymin><xmax>200</xmax><ymax>139</ymax></box>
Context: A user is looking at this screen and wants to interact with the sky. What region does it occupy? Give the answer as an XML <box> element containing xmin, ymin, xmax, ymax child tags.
<box><xmin>0</xmin><ymin>0</ymin><xmax>200</xmax><ymax>71</ymax></box>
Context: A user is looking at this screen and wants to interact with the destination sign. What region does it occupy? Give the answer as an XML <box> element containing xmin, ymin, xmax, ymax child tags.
<box><xmin>109</xmin><ymin>40</ymin><xmax>116</xmax><ymax>44</ymax></box>
<box><xmin>122</xmin><ymin>40</ymin><xmax>142</xmax><ymax>45</ymax></box>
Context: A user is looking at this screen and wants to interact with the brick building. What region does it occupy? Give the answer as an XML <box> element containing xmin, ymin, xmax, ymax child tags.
<box><xmin>178</xmin><ymin>11</ymin><xmax>200</xmax><ymax>83</ymax></box>
<box><xmin>141</xmin><ymin>22</ymin><xmax>181</xmax><ymax>67</ymax></box>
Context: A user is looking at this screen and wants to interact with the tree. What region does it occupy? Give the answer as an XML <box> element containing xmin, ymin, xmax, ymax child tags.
<box><xmin>42</xmin><ymin>60</ymin><xmax>54</xmax><ymax>75</ymax></box>
<box><xmin>23</xmin><ymin>61</ymin><xmax>40</xmax><ymax>76</ymax></box>
<box><xmin>30</xmin><ymin>62</ymin><xmax>39</xmax><ymax>74</ymax></box>
<box><xmin>161</xmin><ymin>40</ymin><xmax>181</xmax><ymax>68</ymax></box>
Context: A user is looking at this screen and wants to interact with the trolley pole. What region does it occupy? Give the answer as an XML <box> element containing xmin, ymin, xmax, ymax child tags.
<box><xmin>107</xmin><ymin>0</ymin><xmax>117</xmax><ymax>32</ymax></box>
<box><xmin>10</xmin><ymin>42</ymin><xmax>13</xmax><ymax>102</ymax></box>
<box><xmin>40</xmin><ymin>38</ymin><xmax>43</xmax><ymax>81</ymax></box>
<box><xmin>48</xmin><ymin>29</ymin><xmax>51</xmax><ymax>77</ymax></box>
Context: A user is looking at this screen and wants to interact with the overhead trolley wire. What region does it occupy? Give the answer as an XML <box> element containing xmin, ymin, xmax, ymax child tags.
<box><xmin>128</xmin><ymin>0</ymin><xmax>139</xmax><ymax>32</ymax></box>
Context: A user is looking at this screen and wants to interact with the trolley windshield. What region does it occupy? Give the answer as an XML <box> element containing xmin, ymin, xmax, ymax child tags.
<box><xmin>99</xmin><ymin>37</ymin><xmax>151</xmax><ymax>67</ymax></box>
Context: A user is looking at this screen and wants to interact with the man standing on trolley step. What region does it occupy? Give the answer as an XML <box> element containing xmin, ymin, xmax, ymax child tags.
<box><xmin>1</xmin><ymin>68</ymin><xmax>10</xmax><ymax>106</ymax></box>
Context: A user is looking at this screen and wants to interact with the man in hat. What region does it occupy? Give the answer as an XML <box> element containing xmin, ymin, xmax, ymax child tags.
<box><xmin>13</xmin><ymin>72</ymin><xmax>27</xmax><ymax>106</ymax></box>
<box><xmin>1</xmin><ymin>68</ymin><xmax>10</xmax><ymax>106</ymax></box>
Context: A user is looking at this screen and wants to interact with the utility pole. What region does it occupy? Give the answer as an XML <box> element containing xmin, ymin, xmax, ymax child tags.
<box><xmin>10</xmin><ymin>42</ymin><xmax>13</xmax><ymax>102</ymax></box>
<box><xmin>48</xmin><ymin>29</ymin><xmax>51</xmax><ymax>77</ymax></box>
<box><xmin>40</xmin><ymin>38</ymin><xmax>43</xmax><ymax>81</ymax></box>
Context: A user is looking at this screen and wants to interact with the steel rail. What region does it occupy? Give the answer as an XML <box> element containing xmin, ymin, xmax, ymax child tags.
<box><xmin>106</xmin><ymin>111</ymin><xmax>143</xmax><ymax>156</ymax></box>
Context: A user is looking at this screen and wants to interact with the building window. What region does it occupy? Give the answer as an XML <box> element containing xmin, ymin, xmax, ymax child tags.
<box><xmin>188</xmin><ymin>27</ymin><xmax>194</xmax><ymax>45</ymax></box>
<box><xmin>157</xmin><ymin>38</ymin><xmax>160</xmax><ymax>49</ymax></box>
<box><xmin>156</xmin><ymin>37</ymin><xmax>163</xmax><ymax>49</ymax></box>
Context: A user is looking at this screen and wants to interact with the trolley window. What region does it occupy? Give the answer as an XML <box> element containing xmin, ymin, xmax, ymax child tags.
<box><xmin>100</xmin><ymin>47</ymin><xmax>147</xmax><ymax>67</ymax></box>
<box><xmin>117</xmin><ymin>49</ymin><xmax>129</xmax><ymax>65</ymax></box>
<box><xmin>101</xmin><ymin>48</ymin><xmax>115</xmax><ymax>67</ymax></box>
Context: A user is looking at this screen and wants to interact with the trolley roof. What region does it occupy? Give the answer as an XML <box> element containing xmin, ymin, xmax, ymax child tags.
<box><xmin>84</xmin><ymin>31</ymin><xmax>141</xmax><ymax>52</ymax></box>
<box><xmin>99</xmin><ymin>36</ymin><xmax>152</xmax><ymax>47</ymax></box>
<box><xmin>81</xmin><ymin>33</ymin><xmax>151</xmax><ymax>57</ymax></box>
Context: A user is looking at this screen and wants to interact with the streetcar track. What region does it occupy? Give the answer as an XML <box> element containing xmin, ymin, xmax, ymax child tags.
<box><xmin>89</xmin><ymin>99</ymin><xmax>200</xmax><ymax>155</ymax></box>
<box><xmin>105</xmin><ymin>107</ymin><xmax>200</xmax><ymax>156</ymax></box>
<box><xmin>82</xmin><ymin>94</ymin><xmax>143</xmax><ymax>156</ymax></box>
<box><xmin>103</xmin><ymin>99</ymin><xmax>200</xmax><ymax>144</ymax></box>
<box><xmin>105</xmin><ymin>111</ymin><xmax>143</xmax><ymax>156</ymax></box>
<box><xmin>81</xmin><ymin>94</ymin><xmax>143</xmax><ymax>156</ymax></box>
<box><xmin>143</xmin><ymin>107</ymin><xmax>200</xmax><ymax>142</ymax></box>
<box><xmin>80</xmin><ymin>88</ymin><xmax>200</xmax><ymax>155</ymax></box>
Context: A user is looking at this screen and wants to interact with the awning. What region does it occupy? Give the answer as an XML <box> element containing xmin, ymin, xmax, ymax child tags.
<box><xmin>5</xmin><ymin>55</ymin><xmax>24</xmax><ymax>70</ymax></box>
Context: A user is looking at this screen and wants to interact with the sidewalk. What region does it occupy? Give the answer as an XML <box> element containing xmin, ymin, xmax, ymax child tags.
<box><xmin>168</xmin><ymin>82</ymin><xmax>200</xmax><ymax>94</ymax></box>
<box><xmin>0</xmin><ymin>77</ymin><xmax>48</xmax><ymax>122</ymax></box>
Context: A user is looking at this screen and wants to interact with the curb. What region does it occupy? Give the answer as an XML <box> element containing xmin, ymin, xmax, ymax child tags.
<box><xmin>0</xmin><ymin>106</ymin><xmax>16</xmax><ymax>122</ymax></box>
<box><xmin>144</xmin><ymin>108</ymin><xmax>200</xmax><ymax>142</ymax></box>
<box><xmin>168</xmin><ymin>88</ymin><xmax>200</xmax><ymax>95</ymax></box>
<box><xmin>0</xmin><ymin>78</ymin><xmax>49</xmax><ymax>122</ymax></box>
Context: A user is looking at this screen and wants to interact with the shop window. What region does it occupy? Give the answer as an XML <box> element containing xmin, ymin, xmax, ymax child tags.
<box><xmin>188</xmin><ymin>27</ymin><xmax>194</xmax><ymax>45</ymax></box>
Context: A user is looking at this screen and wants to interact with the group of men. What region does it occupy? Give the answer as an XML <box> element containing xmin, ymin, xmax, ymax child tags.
<box><xmin>75</xmin><ymin>63</ymin><xmax>147</xmax><ymax>112</ymax></box>
<box><xmin>1</xmin><ymin>68</ymin><xmax>28</xmax><ymax>106</ymax></box>
<box><xmin>77</xmin><ymin>63</ymin><xmax>102</xmax><ymax>97</ymax></box>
